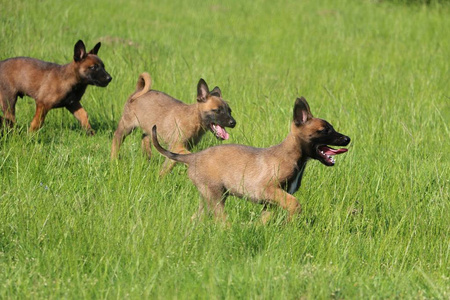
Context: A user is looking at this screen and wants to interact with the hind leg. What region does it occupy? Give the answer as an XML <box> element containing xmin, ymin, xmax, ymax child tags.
<box><xmin>0</xmin><ymin>93</ymin><xmax>18</xmax><ymax>128</ymax></box>
<box><xmin>141</xmin><ymin>134</ymin><xmax>152</xmax><ymax>160</ymax></box>
<box><xmin>111</xmin><ymin>115</ymin><xmax>137</xmax><ymax>159</ymax></box>
<box><xmin>159</xmin><ymin>143</ymin><xmax>190</xmax><ymax>176</ymax></box>
<box><xmin>193</xmin><ymin>184</ymin><xmax>227</xmax><ymax>223</ymax></box>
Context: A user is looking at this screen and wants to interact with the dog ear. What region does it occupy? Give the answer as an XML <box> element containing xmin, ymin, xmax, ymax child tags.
<box><xmin>293</xmin><ymin>97</ymin><xmax>313</xmax><ymax>126</ymax></box>
<box><xmin>89</xmin><ymin>42</ymin><xmax>101</xmax><ymax>55</ymax></box>
<box><xmin>74</xmin><ymin>40</ymin><xmax>87</xmax><ymax>62</ymax></box>
<box><xmin>210</xmin><ymin>86</ymin><xmax>222</xmax><ymax>97</ymax></box>
<box><xmin>197</xmin><ymin>79</ymin><xmax>209</xmax><ymax>102</ymax></box>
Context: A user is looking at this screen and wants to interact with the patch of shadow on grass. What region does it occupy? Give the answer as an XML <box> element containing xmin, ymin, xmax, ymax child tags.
<box><xmin>88</xmin><ymin>118</ymin><xmax>118</xmax><ymax>135</ymax></box>
<box><xmin>221</xmin><ymin>223</ymin><xmax>268</xmax><ymax>258</ymax></box>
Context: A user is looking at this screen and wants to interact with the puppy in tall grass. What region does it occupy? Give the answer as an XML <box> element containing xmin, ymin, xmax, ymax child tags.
<box><xmin>152</xmin><ymin>97</ymin><xmax>350</xmax><ymax>222</ymax></box>
<box><xmin>111</xmin><ymin>72</ymin><xmax>236</xmax><ymax>175</ymax></box>
<box><xmin>0</xmin><ymin>40</ymin><xmax>112</xmax><ymax>134</ymax></box>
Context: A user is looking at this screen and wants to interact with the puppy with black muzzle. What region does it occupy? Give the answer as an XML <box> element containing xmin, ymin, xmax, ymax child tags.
<box><xmin>111</xmin><ymin>72</ymin><xmax>236</xmax><ymax>175</ymax></box>
<box><xmin>0</xmin><ymin>40</ymin><xmax>112</xmax><ymax>134</ymax></box>
<box><xmin>152</xmin><ymin>97</ymin><xmax>350</xmax><ymax>222</ymax></box>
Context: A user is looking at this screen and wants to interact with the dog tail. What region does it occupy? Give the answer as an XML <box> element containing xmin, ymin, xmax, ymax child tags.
<box><xmin>151</xmin><ymin>125</ymin><xmax>192</xmax><ymax>164</ymax></box>
<box><xmin>130</xmin><ymin>72</ymin><xmax>152</xmax><ymax>101</ymax></box>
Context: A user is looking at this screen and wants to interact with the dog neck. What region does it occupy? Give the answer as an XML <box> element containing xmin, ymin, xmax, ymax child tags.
<box><xmin>56</xmin><ymin>62</ymin><xmax>85</xmax><ymax>86</ymax></box>
<box><xmin>275</xmin><ymin>130</ymin><xmax>309</xmax><ymax>194</ymax></box>
<box><xmin>278</xmin><ymin>133</ymin><xmax>303</xmax><ymax>161</ymax></box>
<box><xmin>182</xmin><ymin>103</ymin><xmax>207</xmax><ymax>144</ymax></box>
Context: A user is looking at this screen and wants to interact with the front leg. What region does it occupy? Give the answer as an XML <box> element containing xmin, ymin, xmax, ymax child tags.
<box><xmin>29</xmin><ymin>103</ymin><xmax>50</xmax><ymax>132</ymax></box>
<box><xmin>66</xmin><ymin>101</ymin><xmax>94</xmax><ymax>135</ymax></box>
<box><xmin>260</xmin><ymin>204</ymin><xmax>273</xmax><ymax>225</ymax></box>
<box><xmin>261</xmin><ymin>187</ymin><xmax>302</xmax><ymax>221</ymax></box>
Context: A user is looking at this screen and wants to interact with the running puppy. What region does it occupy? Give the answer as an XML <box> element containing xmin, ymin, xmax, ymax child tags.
<box><xmin>152</xmin><ymin>97</ymin><xmax>350</xmax><ymax>222</ymax></box>
<box><xmin>0</xmin><ymin>40</ymin><xmax>112</xmax><ymax>134</ymax></box>
<box><xmin>111</xmin><ymin>72</ymin><xmax>236</xmax><ymax>175</ymax></box>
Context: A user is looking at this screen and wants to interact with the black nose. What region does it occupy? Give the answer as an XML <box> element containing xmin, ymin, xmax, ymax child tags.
<box><xmin>342</xmin><ymin>136</ymin><xmax>350</xmax><ymax>145</ymax></box>
<box><xmin>229</xmin><ymin>118</ymin><xmax>236</xmax><ymax>128</ymax></box>
<box><xmin>106</xmin><ymin>75</ymin><xmax>112</xmax><ymax>83</ymax></box>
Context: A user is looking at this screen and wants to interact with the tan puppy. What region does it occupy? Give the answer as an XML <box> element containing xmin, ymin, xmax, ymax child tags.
<box><xmin>111</xmin><ymin>72</ymin><xmax>236</xmax><ymax>175</ymax></box>
<box><xmin>0</xmin><ymin>40</ymin><xmax>112</xmax><ymax>134</ymax></box>
<box><xmin>152</xmin><ymin>97</ymin><xmax>350</xmax><ymax>222</ymax></box>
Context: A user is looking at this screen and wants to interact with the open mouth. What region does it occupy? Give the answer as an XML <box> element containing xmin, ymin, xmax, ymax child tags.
<box><xmin>210</xmin><ymin>123</ymin><xmax>229</xmax><ymax>140</ymax></box>
<box><xmin>317</xmin><ymin>145</ymin><xmax>348</xmax><ymax>166</ymax></box>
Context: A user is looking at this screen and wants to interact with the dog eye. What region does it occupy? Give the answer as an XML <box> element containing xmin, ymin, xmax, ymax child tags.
<box><xmin>89</xmin><ymin>65</ymin><xmax>97</xmax><ymax>70</ymax></box>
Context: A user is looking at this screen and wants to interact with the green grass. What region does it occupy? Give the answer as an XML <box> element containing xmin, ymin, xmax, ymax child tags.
<box><xmin>1</xmin><ymin>0</ymin><xmax>449</xmax><ymax>298</ymax></box>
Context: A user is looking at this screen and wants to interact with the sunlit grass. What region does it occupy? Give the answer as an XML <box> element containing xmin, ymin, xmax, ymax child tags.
<box><xmin>1</xmin><ymin>0</ymin><xmax>449</xmax><ymax>298</ymax></box>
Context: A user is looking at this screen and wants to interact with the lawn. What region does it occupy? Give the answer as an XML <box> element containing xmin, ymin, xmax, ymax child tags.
<box><xmin>0</xmin><ymin>0</ymin><xmax>449</xmax><ymax>298</ymax></box>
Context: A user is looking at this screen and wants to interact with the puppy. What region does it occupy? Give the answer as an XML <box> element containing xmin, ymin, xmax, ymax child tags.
<box><xmin>111</xmin><ymin>72</ymin><xmax>236</xmax><ymax>175</ymax></box>
<box><xmin>0</xmin><ymin>40</ymin><xmax>112</xmax><ymax>134</ymax></box>
<box><xmin>152</xmin><ymin>97</ymin><xmax>350</xmax><ymax>222</ymax></box>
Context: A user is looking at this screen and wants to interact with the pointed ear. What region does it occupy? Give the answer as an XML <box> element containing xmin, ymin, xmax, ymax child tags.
<box><xmin>197</xmin><ymin>79</ymin><xmax>209</xmax><ymax>102</ymax></box>
<box><xmin>74</xmin><ymin>40</ymin><xmax>87</xmax><ymax>62</ymax></box>
<box><xmin>89</xmin><ymin>42</ymin><xmax>101</xmax><ymax>55</ymax></box>
<box><xmin>293</xmin><ymin>97</ymin><xmax>313</xmax><ymax>126</ymax></box>
<box><xmin>210</xmin><ymin>86</ymin><xmax>222</xmax><ymax>97</ymax></box>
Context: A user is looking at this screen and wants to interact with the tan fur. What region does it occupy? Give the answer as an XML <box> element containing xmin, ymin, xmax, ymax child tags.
<box><xmin>130</xmin><ymin>72</ymin><xmax>152</xmax><ymax>101</ymax></box>
<box><xmin>152</xmin><ymin>97</ymin><xmax>350</xmax><ymax>223</ymax></box>
<box><xmin>111</xmin><ymin>73</ymin><xmax>236</xmax><ymax>175</ymax></box>
<box><xmin>0</xmin><ymin>40</ymin><xmax>112</xmax><ymax>134</ymax></box>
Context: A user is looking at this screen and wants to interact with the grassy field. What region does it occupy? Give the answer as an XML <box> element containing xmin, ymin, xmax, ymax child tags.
<box><xmin>1</xmin><ymin>0</ymin><xmax>449</xmax><ymax>298</ymax></box>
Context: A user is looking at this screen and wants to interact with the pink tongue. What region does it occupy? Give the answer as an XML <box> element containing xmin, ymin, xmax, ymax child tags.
<box><xmin>319</xmin><ymin>146</ymin><xmax>348</xmax><ymax>156</ymax></box>
<box><xmin>212</xmin><ymin>124</ymin><xmax>229</xmax><ymax>140</ymax></box>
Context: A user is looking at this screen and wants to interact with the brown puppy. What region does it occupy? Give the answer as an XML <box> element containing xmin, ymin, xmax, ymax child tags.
<box><xmin>152</xmin><ymin>97</ymin><xmax>350</xmax><ymax>222</ymax></box>
<box><xmin>111</xmin><ymin>72</ymin><xmax>236</xmax><ymax>175</ymax></box>
<box><xmin>0</xmin><ymin>40</ymin><xmax>112</xmax><ymax>134</ymax></box>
